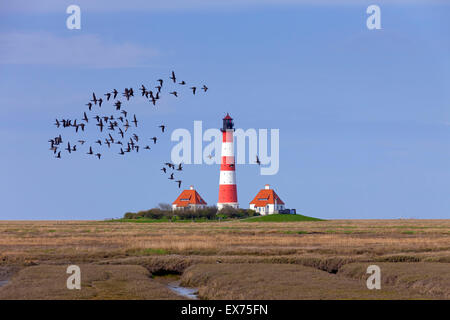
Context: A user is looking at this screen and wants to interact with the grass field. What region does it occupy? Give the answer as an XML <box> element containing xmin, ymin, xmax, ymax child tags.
<box><xmin>241</xmin><ymin>214</ymin><xmax>322</xmax><ymax>222</ymax></box>
<box><xmin>0</xmin><ymin>219</ymin><xmax>449</xmax><ymax>299</ymax></box>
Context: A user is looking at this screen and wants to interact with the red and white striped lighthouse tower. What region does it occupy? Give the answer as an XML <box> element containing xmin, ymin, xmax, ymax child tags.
<box><xmin>217</xmin><ymin>113</ymin><xmax>239</xmax><ymax>210</ymax></box>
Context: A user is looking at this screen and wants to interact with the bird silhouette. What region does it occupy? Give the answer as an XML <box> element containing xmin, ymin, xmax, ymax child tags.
<box><xmin>65</xmin><ymin>142</ymin><xmax>71</xmax><ymax>154</ymax></box>
<box><xmin>165</xmin><ymin>162</ymin><xmax>175</xmax><ymax>169</ymax></box>
<box><xmin>91</xmin><ymin>93</ymin><xmax>98</xmax><ymax>105</ymax></box>
<box><xmin>170</xmin><ymin>71</ymin><xmax>176</xmax><ymax>83</ymax></box>
<box><xmin>124</xmin><ymin>120</ymin><xmax>130</xmax><ymax>132</ymax></box>
<box><xmin>96</xmin><ymin>120</ymin><xmax>104</xmax><ymax>132</ymax></box>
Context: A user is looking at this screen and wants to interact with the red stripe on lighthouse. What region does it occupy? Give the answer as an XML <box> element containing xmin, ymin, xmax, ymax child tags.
<box><xmin>218</xmin><ymin>184</ymin><xmax>238</xmax><ymax>203</ymax></box>
<box><xmin>222</xmin><ymin>130</ymin><xmax>234</xmax><ymax>142</ymax></box>
<box><xmin>220</xmin><ymin>156</ymin><xmax>235</xmax><ymax>171</ymax></box>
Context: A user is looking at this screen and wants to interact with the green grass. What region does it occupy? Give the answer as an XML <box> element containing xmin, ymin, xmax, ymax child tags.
<box><xmin>241</xmin><ymin>214</ymin><xmax>322</xmax><ymax>222</ymax></box>
<box><xmin>106</xmin><ymin>218</ymin><xmax>171</xmax><ymax>223</ymax></box>
<box><xmin>106</xmin><ymin>217</ymin><xmax>229</xmax><ymax>223</ymax></box>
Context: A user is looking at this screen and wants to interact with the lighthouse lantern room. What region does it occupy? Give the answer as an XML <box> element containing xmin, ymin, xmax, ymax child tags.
<box><xmin>221</xmin><ymin>113</ymin><xmax>234</xmax><ymax>132</ymax></box>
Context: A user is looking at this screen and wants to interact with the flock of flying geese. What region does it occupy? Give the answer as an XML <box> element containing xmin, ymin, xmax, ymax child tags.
<box><xmin>48</xmin><ymin>71</ymin><xmax>208</xmax><ymax>188</ymax></box>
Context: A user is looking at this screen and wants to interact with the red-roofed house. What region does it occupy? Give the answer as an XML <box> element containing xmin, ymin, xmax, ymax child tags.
<box><xmin>249</xmin><ymin>184</ymin><xmax>285</xmax><ymax>215</ymax></box>
<box><xmin>172</xmin><ymin>186</ymin><xmax>207</xmax><ymax>211</ymax></box>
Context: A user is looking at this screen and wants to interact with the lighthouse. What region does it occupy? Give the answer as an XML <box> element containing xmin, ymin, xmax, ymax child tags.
<box><xmin>217</xmin><ymin>113</ymin><xmax>239</xmax><ymax>210</ymax></box>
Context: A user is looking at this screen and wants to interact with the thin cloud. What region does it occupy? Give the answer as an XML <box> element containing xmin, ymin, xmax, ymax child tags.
<box><xmin>0</xmin><ymin>32</ymin><xmax>158</xmax><ymax>68</ymax></box>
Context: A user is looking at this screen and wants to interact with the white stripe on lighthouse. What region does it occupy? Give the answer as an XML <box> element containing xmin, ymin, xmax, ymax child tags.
<box><xmin>219</xmin><ymin>171</ymin><xmax>236</xmax><ymax>185</ymax></box>
<box><xmin>221</xmin><ymin>142</ymin><xmax>234</xmax><ymax>157</ymax></box>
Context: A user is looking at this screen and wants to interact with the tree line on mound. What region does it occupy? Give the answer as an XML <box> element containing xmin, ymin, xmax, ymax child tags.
<box><xmin>123</xmin><ymin>203</ymin><xmax>259</xmax><ymax>221</ymax></box>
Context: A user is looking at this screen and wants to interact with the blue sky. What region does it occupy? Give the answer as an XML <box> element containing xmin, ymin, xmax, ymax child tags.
<box><xmin>0</xmin><ymin>1</ymin><xmax>449</xmax><ymax>219</ymax></box>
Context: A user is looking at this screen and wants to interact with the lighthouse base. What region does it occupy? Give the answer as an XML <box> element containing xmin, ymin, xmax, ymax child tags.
<box><xmin>217</xmin><ymin>203</ymin><xmax>239</xmax><ymax>210</ymax></box>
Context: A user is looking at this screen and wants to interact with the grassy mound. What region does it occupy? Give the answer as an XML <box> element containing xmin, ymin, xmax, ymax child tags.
<box><xmin>107</xmin><ymin>218</ymin><xmax>215</xmax><ymax>223</ymax></box>
<box><xmin>110</xmin><ymin>214</ymin><xmax>322</xmax><ymax>223</ymax></box>
<box><xmin>241</xmin><ymin>214</ymin><xmax>322</xmax><ymax>222</ymax></box>
<box><xmin>107</xmin><ymin>218</ymin><xmax>170</xmax><ymax>223</ymax></box>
